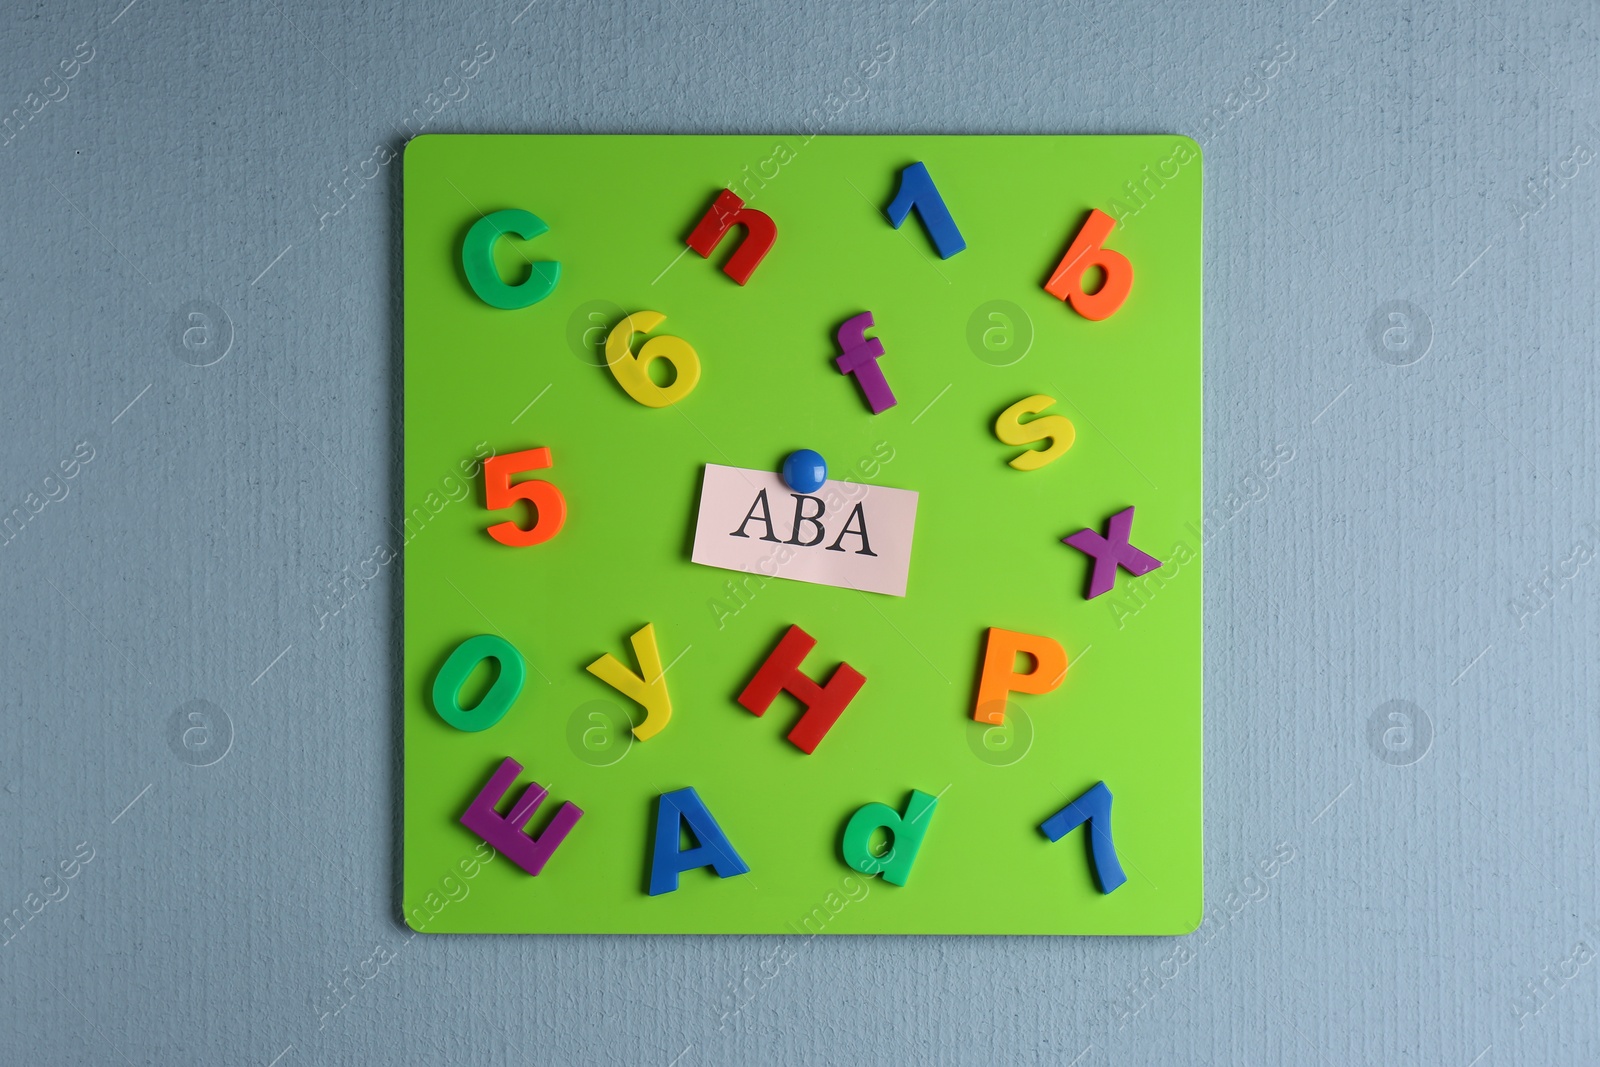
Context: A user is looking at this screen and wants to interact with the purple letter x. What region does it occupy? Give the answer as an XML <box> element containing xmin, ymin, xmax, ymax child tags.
<box><xmin>1061</xmin><ymin>506</ymin><xmax>1163</xmax><ymax>599</ymax></box>
<box><xmin>834</xmin><ymin>311</ymin><xmax>897</xmax><ymax>414</ymax></box>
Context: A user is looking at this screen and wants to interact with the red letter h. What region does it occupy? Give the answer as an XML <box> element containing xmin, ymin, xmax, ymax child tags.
<box><xmin>737</xmin><ymin>624</ymin><xmax>866</xmax><ymax>754</ymax></box>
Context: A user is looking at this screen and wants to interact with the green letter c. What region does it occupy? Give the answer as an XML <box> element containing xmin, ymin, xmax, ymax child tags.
<box><xmin>461</xmin><ymin>208</ymin><xmax>561</xmax><ymax>309</ymax></box>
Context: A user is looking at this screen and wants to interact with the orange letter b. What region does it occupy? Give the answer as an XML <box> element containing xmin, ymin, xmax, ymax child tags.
<box><xmin>1043</xmin><ymin>209</ymin><xmax>1132</xmax><ymax>321</ymax></box>
<box><xmin>972</xmin><ymin>627</ymin><xmax>1068</xmax><ymax>724</ymax></box>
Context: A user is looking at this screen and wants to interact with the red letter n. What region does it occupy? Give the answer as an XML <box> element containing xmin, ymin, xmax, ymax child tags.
<box><xmin>685</xmin><ymin>189</ymin><xmax>776</xmax><ymax>286</ymax></box>
<box><xmin>736</xmin><ymin>624</ymin><xmax>865</xmax><ymax>754</ymax></box>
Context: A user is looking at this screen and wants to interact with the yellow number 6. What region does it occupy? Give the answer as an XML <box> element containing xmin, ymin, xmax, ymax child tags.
<box><xmin>603</xmin><ymin>310</ymin><xmax>701</xmax><ymax>408</ymax></box>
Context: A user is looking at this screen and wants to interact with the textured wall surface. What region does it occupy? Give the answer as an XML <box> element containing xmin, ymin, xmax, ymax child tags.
<box><xmin>0</xmin><ymin>1</ymin><xmax>1594</xmax><ymax>1063</ymax></box>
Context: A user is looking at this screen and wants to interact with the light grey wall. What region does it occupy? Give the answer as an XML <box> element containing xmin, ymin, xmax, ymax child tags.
<box><xmin>0</xmin><ymin>0</ymin><xmax>1592</xmax><ymax>1063</ymax></box>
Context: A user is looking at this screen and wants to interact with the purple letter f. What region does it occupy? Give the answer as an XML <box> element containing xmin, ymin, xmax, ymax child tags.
<box><xmin>834</xmin><ymin>311</ymin><xmax>897</xmax><ymax>414</ymax></box>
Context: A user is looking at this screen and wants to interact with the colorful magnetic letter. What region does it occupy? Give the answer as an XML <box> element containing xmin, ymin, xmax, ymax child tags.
<box><xmin>648</xmin><ymin>787</ymin><xmax>750</xmax><ymax>895</ymax></box>
<box><xmin>461</xmin><ymin>209</ymin><xmax>561</xmax><ymax>310</ymax></box>
<box><xmin>972</xmin><ymin>627</ymin><xmax>1068</xmax><ymax>725</ymax></box>
<box><xmin>483</xmin><ymin>447</ymin><xmax>566</xmax><ymax>546</ymax></box>
<box><xmin>1039</xmin><ymin>781</ymin><xmax>1127</xmax><ymax>894</ymax></box>
<box><xmin>459</xmin><ymin>757</ymin><xmax>582</xmax><ymax>876</ymax></box>
<box><xmin>431</xmin><ymin>634</ymin><xmax>526</xmax><ymax>732</ymax></box>
<box><xmin>585</xmin><ymin>623</ymin><xmax>672</xmax><ymax>741</ymax></box>
<box><xmin>884</xmin><ymin>161</ymin><xmax>966</xmax><ymax>259</ymax></box>
<box><xmin>1061</xmin><ymin>506</ymin><xmax>1162</xmax><ymax>599</ymax></box>
<box><xmin>603</xmin><ymin>310</ymin><xmax>701</xmax><ymax>408</ymax></box>
<box><xmin>834</xmin><ymin>312</ymin><xmax>897</xmax><ymax>414</ymax></box>
<box><xmin>684</xmin><ymin>189</ymin><xmax>776</xmax><ymax>285</ymax></box>
<box><xmin>782</xmin><ymin>449</ymin><xmax>828</xmax><ymax>495</ymax></box>
<box><xmin>1043</xmin><ymin>208</ymin><xmax>1132</xmax><ymax>321</ymax></box>
<box><xmin>994</xmin><ymin>395</ymin><xmax>1076</xmax><ymax>471</ymax></box>
<box><xmin>842</xmin><ymin>789</ymin><xmax>939</xmax><ymax>886</ymax></box>
<box><xmin>737</xmin><ymin>624</ymin><xmax>867</xmax><ymax>754</ymax></box>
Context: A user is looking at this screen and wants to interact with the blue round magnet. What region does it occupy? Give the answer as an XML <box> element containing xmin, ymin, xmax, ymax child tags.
<box><xmin>782</xmin><ymin>449</ymin><xmax>828</xmax><ymax>494</ymax></box>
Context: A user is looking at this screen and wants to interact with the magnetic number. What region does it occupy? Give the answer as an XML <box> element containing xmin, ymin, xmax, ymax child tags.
<box><xmin>603</xmin><ymin>310</ymin><xmax>701</xmax><ymax>408</ymax></box>
<box><xmin>483</xmin><ymin>447</ymin><xmax>566</xmax><ymax>546</ymax></box>
<box><xmin>431</xmin><ymin>634</ymin><xmax>526</xmax><ymax>732</ymax></box>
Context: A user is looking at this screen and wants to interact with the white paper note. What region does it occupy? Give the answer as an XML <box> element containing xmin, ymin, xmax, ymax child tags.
<box><xmin>690</xmin><ymin>464</ymin><xmax>920</xmax><ymax>597</ymax></box>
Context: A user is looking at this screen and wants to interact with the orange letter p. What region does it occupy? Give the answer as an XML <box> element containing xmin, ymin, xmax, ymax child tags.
<box><xmin>972</xmin><ymin>627</ymin><xmax>1068</xmax><ymax>725</ymax></box>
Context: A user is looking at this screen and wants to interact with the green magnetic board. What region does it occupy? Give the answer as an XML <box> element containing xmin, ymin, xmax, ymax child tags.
<box><xmin>402</xmin><ymin>134</ymin><xmax>1203</xmax><ymax>934</ymax></box>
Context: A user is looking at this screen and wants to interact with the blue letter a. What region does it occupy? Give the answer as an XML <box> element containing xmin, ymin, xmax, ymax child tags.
<box><xmin>648</xmin><ymin>787</ymin><xmax>750</xmax><ymax>895</ymax></box>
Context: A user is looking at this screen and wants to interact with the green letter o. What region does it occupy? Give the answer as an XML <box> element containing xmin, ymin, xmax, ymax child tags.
<box><xmin>431</xmin><ymin>634</ymin><xmax>527</xmax><ymax>732</ymax></box>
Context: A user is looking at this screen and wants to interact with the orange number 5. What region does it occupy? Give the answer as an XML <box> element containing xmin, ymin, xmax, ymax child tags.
<box><xmin>484</xmin><ymin>447</ymin><xmax>566</xmax><ymax>546</ymax></box>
